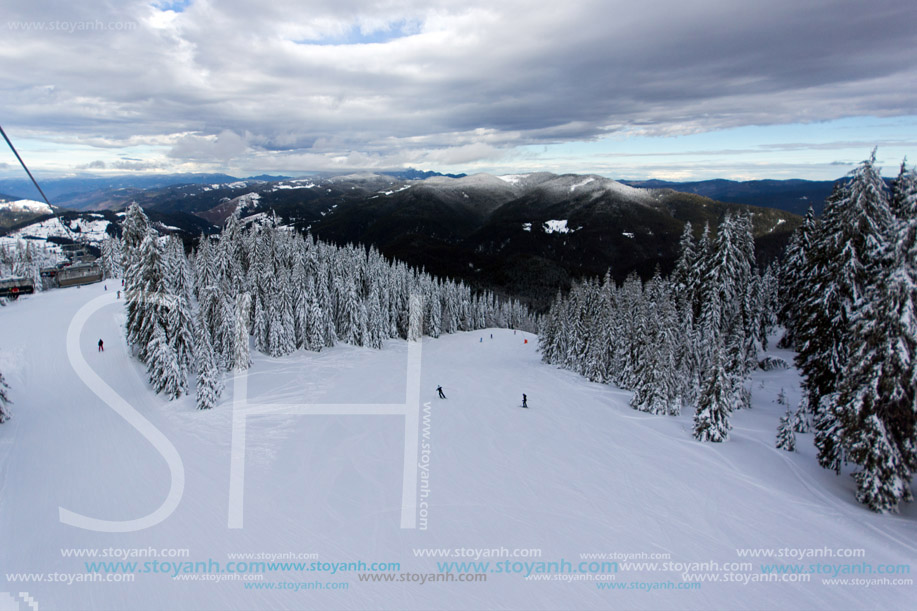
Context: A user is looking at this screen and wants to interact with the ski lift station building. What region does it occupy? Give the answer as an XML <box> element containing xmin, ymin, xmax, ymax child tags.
<box><xmin>0</xmin><ymin>276</ymin><xmax>35</xmax><ymax>299</ymax></box>
<box><xmin>56</xmin><ymin>262</ymin><xmax>102</xmax><ymax>288</ymax></box>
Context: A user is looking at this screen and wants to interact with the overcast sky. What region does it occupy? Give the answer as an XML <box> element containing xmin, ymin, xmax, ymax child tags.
<box><xmin>1</xmin><ymin>0</ymin><xmax>915</xmax><ymax>180</ymax></box>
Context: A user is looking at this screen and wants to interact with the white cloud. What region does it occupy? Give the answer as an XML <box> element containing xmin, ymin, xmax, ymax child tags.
<box><xmin>168</xmin><ymin>130</ymin><xmax>249</xmax><ymax>161</ymax></box>
<box><xmin>0</xmin><ymin>0</ymin><xmax>915</xmax><ymax>177</ymax></box>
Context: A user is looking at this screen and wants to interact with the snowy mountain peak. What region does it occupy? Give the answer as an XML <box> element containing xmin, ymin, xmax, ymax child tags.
<box><xmin>0</xmin><ymin>198</ymin><xmax>53</xmax><ymax>215</ymax></box>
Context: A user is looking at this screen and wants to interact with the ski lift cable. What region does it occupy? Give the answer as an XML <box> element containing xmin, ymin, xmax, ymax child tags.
<box><xmin>0</xmin><ymin>123</ymin><xmax>81</xmax><ymax>242</ymax></box>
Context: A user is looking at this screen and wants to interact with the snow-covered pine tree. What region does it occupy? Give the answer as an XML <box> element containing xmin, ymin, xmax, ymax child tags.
<box><xmin>123</xmin><ymin>232</ymin><xmax>192</xmax><ymax>399</ymax></box>
<box><xmin>776</xmin><ymin>406</ymin><xmax>797</xmax><ymax>452</ymax></box>
<box><xmin>408</xmin><ymin>294</ymin><xmax>423</xmax><ymax>341</ymax></box>
<box><xmin>337</xmin><ymin>274</ymin><xmax>362</xmax><ymax>345</ymax></box>
<box><xmin>366</xmin><ymin>288</ymin><xmax>385</xmax><ymax>349</ymax></box>
<box><xmin>100</xmin><ymin>236</ymin><xmax>123</xmax><ymax>279</ymax></box>
<box><xmin>125</xmin><ymin>231</ymin><xmax>171</xmax><ymax>363</ymax></box>
<box><xmin>757</xmin><ymin>264</ymin><xmax>779</xmax><ymax>350</ymax></box>
<box><xmin>252</xmin><ymin>294</ymin><xmax>269</xmax><ymax>354</ymax></box>
<box><xmin>164</xmin><ymin>236</ymin><xmax>197</xmax><ymax>381</ymax></box>
<box><xmin>321</xmin><ymin>295</ymin><xmax>338</xmax><ymax>348</ymax></box>
<box><xmin>630</xmin><ymin>286</ymin><xmax>681</xmax><ymax>415</ymax></box>
<box><xmin>0</xmin><ymin>368</ymin><xmax>11</xmax><ymax>423</ymax></box>
<box><xmin>279</xmin><ymin>275</ymin><xmax>297</xmax><ymax>356</ymax></box>
<box><xmin>792</xmin><ymin>396</ymin><xmax>811</xmax><ymax>434</ymax></box>
<box><xmin>776</xmin><ymin>387</ymin><xmax>788</xmax><ymax>408</ymax></box>
<box><xmin>829</xmin><ymin>213</ymin><xmax>917</xmax><ymax>512</ymax></box>
<box><xmin>693</xmin><ymin>344</ymin><xmax>733</xmax><ymax>443</ymax></box>
<box><xmin>891</xmin><ymin>158</ymin><xmax>916</xmax><ymax>220</ymax></box>
<box><xmin>848</xmin><ymin>414</ymin><xmax>911</xmax><ymax>513</ymax></box>
<box><xmin>778</xmin><ymin>207</ymin><xmax>817</xmax><ymax>349</ymax></box>
<box><xmin>264</xmin><ymin>267</ymin><xmax>296</xmax><ymax>357</ymax></box>
<box><xmin>195</xmin><ymin>323</ymin><xmax>224</xmax><ymax>410</ymax></box>
<box><xmin>290</xmin><ymin>252</ymin><xmax>310</xmax><ymax>350</ymax></box>
<box><xmin>233</xmin><ymin>292</ymin><xmax>252</xmax><ymax>371</ymax></box>
<box><xmin>146</xmin><ymin>321</ymin><xmax>186</xmax><ymax>399</ymax></box>
<box><xmin>442</xmin><ymin>284</ymin><xmax>458</xmax><ymax>335</ymax></box>
<box><xmin>795</xmin><ymin>152</ymin><xmax>895</xmax><ymax>473</ymax></box>
<box><xmin>304</xmin><ymin>288</ymin><xmax>325</xmax><ymax>352</ymax></box>
<box><xmin>689</xmin><ymin>222</ymin><xmax>712</xmax><ymax>320</ymax></box>
<box><xmin>120</xmin><ymin>203</ymin><xmax>151</xmax><ymax>267</ymax></box>
<box><xmin>590</xmin><ymin>271</ymin><xmax>617</xmax><ymax>384</ymax></box>
<box><xmin>428</xmin><ymin>293</ymin><xmax>442</xmax><ymax>339</ymax></box>
<box><xmin>676</xmin><ymin>300</ymin><xmax>702</xmax><ymax>410</ymax></box>
<box><xmin>538</xmin><ymin>289</ymin><xmax>563</xmax><ymax>365</ymax></box>
<box><xmin>671</xmin><ymin>222</ymin><xmax>696</xmax><ymax>304</ymax></box>
<box><xmin>705</xmin><ymin>215</ymin><xmax>738</xmax><ymax>339</ymax></box>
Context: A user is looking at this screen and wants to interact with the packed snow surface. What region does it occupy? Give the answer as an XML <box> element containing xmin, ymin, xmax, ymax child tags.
<box><xmin>0</xmin><ymin>284</ymin><xmax>913</xmax><ymax>610</ymax></box>
<box><xmin>0</xmin><ymin>199</ymin><xmax>52</xmax><ymax>215</ymax></box>
<box><xmin>570</xmin><ymin>177</ymin><xmax>595</xmax><ymax>192</ymax></box>
<box><xmin>234</xmin><ymin>192</ymin><xmax>261</xmax><ymax>210</ymax></box>
<box><xmin>379</xmin><ymin>185</ymin><xmax>412</xmax><ymax>196</ymax></box>
<box><xmin>769</xmin><ymin>218</ymin><xmax>787</xmax><ymax>233</ymax></box>
<box><xmin>543</xmin><ymin>219</ymin><xmax>570</xmax><ymax>234</ymax></box>
<box><xmin>272</xmin><ymin>180</ymin><xmax>316</xmax><ymax>191</ymax></box>
<box><xmin>604</xmin><ymin>179</ymin><xmax>655</xmax><ymax>202</ymax></box>
<box><xmin>5</xmin><ymin>217</ymin><xmax>111</xmax><ymax>244</ymax></box>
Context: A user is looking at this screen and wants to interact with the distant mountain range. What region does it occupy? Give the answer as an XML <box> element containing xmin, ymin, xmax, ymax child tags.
<box><xmin>0</xmin><ymin>196</ymin><xmax>60</xmax><ymax>231</ymax></box>
<box><xmin>619</xmin><ymin>177</ymin><xmax>902</xmax><ymax>217</ymax></box>
<box><xmin>0</xmin><ymin>169</ymin><xmax>465</xmax><ymax>210</ymax></box>
<box><xmin>1</xmin><ymin>171</ymin><xmax>810</xmax><ymax>307</ymax></box>
<box><xmin>0</xmin><ymin>173</ymin><xmax>241</xmax><ymax>208</ymax></box>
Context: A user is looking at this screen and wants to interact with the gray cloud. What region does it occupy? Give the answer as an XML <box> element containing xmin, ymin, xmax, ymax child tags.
<box><xmin>1</xmin><ymin>0</ymin><xmax>915</xmax><ymax>173</ymax></box>
<box><xmin>110</xmin><ymin>159</ymin><xmax>167</xmax><ymax>170</ymax></box>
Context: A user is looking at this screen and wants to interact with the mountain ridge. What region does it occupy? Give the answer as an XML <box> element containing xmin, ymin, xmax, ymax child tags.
<box><xmin>1</xmin><ymin>171</ymin><xmax>803</xmax><ymax>308</ymax></box>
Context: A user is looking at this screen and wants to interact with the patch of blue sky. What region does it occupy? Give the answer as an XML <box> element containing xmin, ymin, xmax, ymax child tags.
<box><xmin>520</xmin><ymin>116</ymin><xmax>917</xmax><ymax>179</ymax></box>
<box><xmin>294</xmin><ymin>19</ymin><xmax>418</xmax><ymax>46</ymax></box>
<box><xmin>153</xmin><ymin>0</ymin><xmax>192</xmax><ymax>12</ymax></box>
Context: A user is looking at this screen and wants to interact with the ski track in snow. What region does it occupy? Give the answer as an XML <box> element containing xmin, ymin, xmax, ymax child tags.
<box><xmin>61</xmin><ymin>293</ymin><xmax>185</xmax><ymax>532</ymax></box>
<box><xmin>0</xmin><ymin>284</ymin><xmax>914</xmax><ymax>610</ymax></box>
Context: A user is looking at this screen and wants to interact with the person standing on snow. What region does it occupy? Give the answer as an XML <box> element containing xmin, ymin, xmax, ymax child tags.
<box><xmin>522</xmin><ymin>393</ymin><xmax>528</xmax><ymax>408</ymax></box>
<box><xmin>98</xmin><ymin>339</ymin><xmax>104</xmax><ymax>352</ymax></box>
<box><xmin>436</xmin><ymin>386</ymin><xmax>446</xmax><ymax>399</ymax></box>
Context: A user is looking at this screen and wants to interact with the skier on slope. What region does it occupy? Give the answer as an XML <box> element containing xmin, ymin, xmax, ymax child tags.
<box><xmin>436</xmin><ymin>386</ymin><xmax>446</xmax><ymax>399</ymax></box>
<box><xmin>98</xmin><ymin>339</ymin><xmax>104</xmax><ymax>352</ymax></box>
<box><xmin>522</xmin><ymin>393</ymin><xmax>528</xmax><ymax>408</ymax></box>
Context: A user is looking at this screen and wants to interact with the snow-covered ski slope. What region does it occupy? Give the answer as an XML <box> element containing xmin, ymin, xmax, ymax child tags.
<box><xmin>0</xmin><ymin>283</ymin><xmax>914</xmax><ymax>610</ymax></box>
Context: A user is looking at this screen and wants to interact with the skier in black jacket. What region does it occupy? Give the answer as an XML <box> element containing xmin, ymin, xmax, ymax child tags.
<box><xmin>436</xmin><ymin>386</ymin><xmax>446</xmax><ymax>399</ymax></box>
<box><xmin>522</xmin><ymin>393</ymin><xmax>528</xmax><ymax>408</ymax></box>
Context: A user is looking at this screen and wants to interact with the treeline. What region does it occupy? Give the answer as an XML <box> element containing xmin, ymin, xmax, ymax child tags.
<box><xmin>109</xmin><ymin>204</ymin><xmax>535</xmax><ymax>409</ymax></box>
<box><xmin>780</xmin><ymin>152</ymin><xmax>916</xmax><ymax>512</ymax></box>
<box><xmin>539</xmin><ymin>211</ymin><xmax>778</xmax><ymax>442</ymax></box>
<box><xmin>540</xmin><ymin>151</ymin><xmax>917</xmax><ymax>513</ymax></box>
<box><xmin>0</xmin><ymin>239</ymin><xmax>59</xmax><ymax>292</ymax></box>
